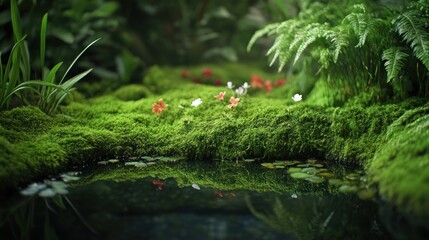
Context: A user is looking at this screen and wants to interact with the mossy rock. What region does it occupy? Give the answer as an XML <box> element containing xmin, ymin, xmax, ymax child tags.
<box><xmin>113</xmin><ymin>84</ymin><xmax>152</xmax><ymax>101</ymax></box>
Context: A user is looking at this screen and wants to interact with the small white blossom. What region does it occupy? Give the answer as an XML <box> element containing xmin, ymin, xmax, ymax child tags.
<box><xmin>242</xmin><ymin>82</ymin><xmax>250</xmax><ymax>89</ymax></box>
<box><xmin>227</xmin><ymin>82</ymin><xmax>234</xmax><ymax>89</ymax></box>
<box><xmin>192</xmin><ymin>183</ymin><xmax>201</xmax><ymax>190</ymax></box>
<box><xmin>235</xmin><ymin>87</ymin><xmax>244</xmax><ymax>95</ymax></box>
<box><xmin>291</xmin><ymin>193</ymin><xmax>298</xmax><ymax>198</ymax></box>
<box><xmin>191</xmin><ymin>98</ymin><xmax>203</xmax><ymax>107</ymax></box>
<box><xmin>292</xmin><ymin>93</ymin><xmax>302</xmax><ymax>102</ymax></box>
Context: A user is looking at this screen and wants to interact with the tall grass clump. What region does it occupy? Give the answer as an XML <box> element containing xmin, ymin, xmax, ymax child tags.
<box><xmin>248</xmin><ymin>0</ymin><xmax>429</xmax><ymax>103</ymax></box>
<box><xmin>0</xmin><ymin>0</ymin><xmax>99</xmax><ymax>114</ymax></box>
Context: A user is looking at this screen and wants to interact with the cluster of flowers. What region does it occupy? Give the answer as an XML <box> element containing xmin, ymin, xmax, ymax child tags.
<box><xmin>250</xmin><ymin>74</ymin><xmax>286</xmax><ymax>92</ymax></box>
<box><xmin>181</xmin><ymin>68</ymin><xmax>222</xmax><ymax>86</ymax></box>
<box><xmin>153</xmin><ymin>70</ymin><xmax>301</xmax><ymax>115</ymax></box>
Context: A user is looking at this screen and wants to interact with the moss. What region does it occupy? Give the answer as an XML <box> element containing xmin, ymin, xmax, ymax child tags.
<box><xmin>112</xmin><ymin>84</ymin><xmax>152</xmax><ymax>101</ymax></box>
<box><xmin>368</xmin><ymin>105</ymin><xmax>429</xmax><ymax>217</ymax></box>
<box><xmin>0</xmin><ymin>63</ymin><xmax>428</xmax><ymax>218</ymax></box>
<box><xmin>0</xmin><ymin>106</ymin><xmax>52</xmax><ymax>141</ymax></box>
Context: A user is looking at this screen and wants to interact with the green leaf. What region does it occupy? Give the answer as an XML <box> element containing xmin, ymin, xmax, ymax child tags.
<box><xmin>394</xmin><ymin>10</ymin><xmax>429</xmax><ymax>70</ymax></box>
<box><xmin>40</xmin><ymin>13</ymin><xmax>48</xmax><ymax>78</ymax></box>
<box><xmin>382</xmin><ymin>47</ymin><xmax>409</xmax><ymax>82</ymax></box>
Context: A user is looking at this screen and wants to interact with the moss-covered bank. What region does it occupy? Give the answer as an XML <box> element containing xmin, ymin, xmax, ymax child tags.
<box><xmin>0</xmin><ymin>63</ymin><xmax>428</xmax><ymax>218</ymax></box>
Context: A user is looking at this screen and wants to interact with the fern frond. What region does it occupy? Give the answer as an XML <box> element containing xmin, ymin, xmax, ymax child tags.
<box><xmin>323</xmin><ymin>28</ymin><xmax>349</xmax><ymax>63</ymax></box>
<box><xmin>293</xmin><ymin>23</ymin><xmax>333</xmax><ymax>64</ymax></box>
<box><xmin>382</xmin><ymin>47</ymin><xmax>409</xmax><ymax>83</ymax></box>
<box><xmin>247</xmin><ymin>23</ymin><xmax>280</xmax><ymax>52</ymax></box>
<box><xmin>343</xmin><ymin>5</ymin><xmax>370</xmax><ymax>47</ymax></box>
<box><xmin>394</xmin><ymin>10</ymin><xmax>429</xmax><ymax>70</ymax></box>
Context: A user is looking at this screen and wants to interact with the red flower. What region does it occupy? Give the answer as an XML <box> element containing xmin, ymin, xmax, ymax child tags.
<box><xmin>264</xmin><ymin>80</ymin><xmax>273</xmax><ymax>92</ymax></box>
<box><xmin>215</xmin><ymin>91</ymin><xmax>226</xmax><ymax>100</ymax></box>
<box><xmin>152</xmin><ymin>98</ymin><xmax>168</xmax><ymax>115</ymax></box>
<box><xmin>152</xmin><ymin>179</ymin><xmax>165</xmax><ymax>190</ymax></box>
<box><xmin>181</xmin><ymin>70</ymin><xmax>190</xmax><ymax>78</ymax></box>
<box><xmin>202</xmin><ymin>68</ymin><xmax>213</xmax><ymax>78</ymax></box>
<box><xmin>214</xmin><ymin>78</ymin><xmax>222</xmax><ymax>86</ymax></box>
<box><xmin>275</xmin><ymin>79</ymin><xmax>286</xmax><ymax>86</ymax></box>
<box><xmin>228</xmin><ymin>96</ymin><xmax>240</xmax><ymax>109</ymax></box>
<box><xmin>251</xmin><ymin>74</ymin><xmax>264</xmax><ymax>89</ymax></box>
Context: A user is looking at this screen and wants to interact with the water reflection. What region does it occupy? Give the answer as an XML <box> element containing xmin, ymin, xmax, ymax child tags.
<box><xmin>0</xmin><ymin>162</ymin><xmax>413</xmax><ymax>239</ymax></box>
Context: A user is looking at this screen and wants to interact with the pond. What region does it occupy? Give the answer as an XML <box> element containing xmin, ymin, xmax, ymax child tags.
<box><xmin>0</xmin><ymin>159</ymin><xmax>421</xmax><ymax>240</ymax></box>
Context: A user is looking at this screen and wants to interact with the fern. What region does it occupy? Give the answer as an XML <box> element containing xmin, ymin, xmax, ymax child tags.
<box><xmin>382</xmin><ymin>47</ymin><xmax>409</xmax><ymax>82</ymax></box>
<box><xmin>247</xmin><ymin>23</ymin><xmax>280</xmax><ymax>52</ymax></box>
<box><xmin>394</xmin><ymin>10</ymin><xmax>429</xmax><ymax>70</ymax></box>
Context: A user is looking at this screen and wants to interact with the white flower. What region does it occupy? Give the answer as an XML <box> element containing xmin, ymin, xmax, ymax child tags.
<box><xmin>242</xmin><ymin>82</ymin><xmax>250</xmax><ymax>89</ymax></box>
<box><xmin>192</xmin><ymin>183</ymin><xmax>200</xmax><ymax>190</ymax></box>
<box><xmin>291</xmin><ymin>193</ymin><xmax>298</xmax><ymax>198</ymax></box>
<box><xmin>292</xmin><ymin>93</ymin><xmax>302</xmax><ymax>102</ymax></box>
<box><xmin>191</xmin><ymin>98</ymin><xmax>203</xmax><ymax>107</ymax></box>
<box><xmin>235</xmin><ymin>87</ymin><xmax>244</xmax><ymax>95</ymax></box>
<box><xmin>227</xmin><ymin>82</ymin><xmax>234</xmax><ymax>89</ymax></box>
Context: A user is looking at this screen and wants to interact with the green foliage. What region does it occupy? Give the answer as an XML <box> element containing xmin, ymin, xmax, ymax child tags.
<box><xmin>1</xmin><ymin>0</ymin><xmax>99</xmax><ymax>113</ymax></box>
<box><xmin>248</xmin><ymin>0</ymin><xmax>429</xmax><ymax>102</ymax></box>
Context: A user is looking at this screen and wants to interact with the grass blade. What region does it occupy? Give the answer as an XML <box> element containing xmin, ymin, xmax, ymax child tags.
<box><xmin>40</xmin><ymin>13</ymin><xmax>48</xmax><ymax>78</ymax></box>
<box><xmin>60</xmin><ymin>38</ymin><xmax>100</xmax><ymax>84</ymax></box>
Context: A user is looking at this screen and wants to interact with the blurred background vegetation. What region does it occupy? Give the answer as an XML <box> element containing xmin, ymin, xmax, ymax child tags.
<box><xmin>0</xmin><ymin>0</ymin><xmax>427</xmax><ymax>107</ymax></box>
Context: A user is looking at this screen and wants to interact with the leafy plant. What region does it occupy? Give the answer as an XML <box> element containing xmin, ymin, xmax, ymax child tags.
<box><xmin>248</xmin><ymin>0</ymin><xmax>429</xmax><ymax>102</ymax></box>
<box><xmin>1</xmin><ymin>0</ymin><xmax>99</xmax><ymax>113</ymax></box>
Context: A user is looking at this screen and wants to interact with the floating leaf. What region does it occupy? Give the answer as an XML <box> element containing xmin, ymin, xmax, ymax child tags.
<box><xmin>318</xmin><ymin>172</ymin><xmax>335</xmax><ymax>178</ymax></box>
<box><xmin>39</xmin><ymin>188</ymin><xmax>56</xmax><ymax>198</ymax></box>
<box><xmin>287</xmin><ymin>167</ymin><xmax>302</xmax><ymax>173</ymax></box>
<box><xmin>345</xmin><ymin>173</ymin><xmax>360</xmax><ymax>181</ymax></box>
<box><xmin>290</xmin><ymin>172</ymin><xmax>312</xmax><ymax>179</ymax></box>
<box><xmin>142</xmin><ymin>156</ymin><xmax>157</xmax><ymax>162</ymax></box>
<box><xmin>339</xmin><ymin>185</ymin><xmax>358</xmax><ymax>193</ymax></box>
<box><xmin>301</xmin><ymin>167</ymin><xmax>318</xmax><ymax>173</ymax></box>
<box><xmin>97</xmin><ymin>161</ymin><xmax>108</xmax><ymax>165</ymax></box>
<box><xmin>134</xmin><ymin>162</ymin><xmax>148</xmax><ymax>168</ymax></box>
<box><xmin>307</xmin><ymin>159</ymin><xmax>317</xmax><ymax>164</ymax></box>
<box><xmin>284</xmin><ymin>160</ymin><xmax>300</xmax><ymax>166</ymax></box>
<box><xmin>108</xmin><ymin>159</ymin><xmax>120</xmax><ymax>163</ymax></box>
<box><xmin>244</xmin><ymin>159</ymin><xmax>256</xmax><ymax>162</ymax></box>
<box><xmin>146</xmin><ymin>162</ymin><xmax>157</xmax><ymax>166</ymax></box>
<box><xmin>60</xmin><ymin>174</ymin><xmax>80</xmax><ymax>182</ymax></box>
<box><xmin>313</xmin><ymin>164</ymin><xmax>324</xmax><ymax>168</ymax></box>
<box><xmin>328</xmin><ymin>179</ymin><xmax>343</xmax><ymax>186</ymax></box>
<box><xmin>297</xmin><ymin>164</ymin><xmax>310</xmax><ymax>168</ymax></box>
<box><xmin>273</xmin><ymin>161</ymin><xmax>285</xmax><ymax>166</ymax></box>
<box><xmin>125</xmin><ymin>161</ymin><xmax>140</xmax><ymax>166</ymax></box>
<box><xmin>305</xmin><ymin>176</ymin><xmax>325</xmax><ymax>183</ymax></box>
<box><xmin>261</xmin><ymin>163</ymin><xmax>275</xmax><ymax>169</ymax></box>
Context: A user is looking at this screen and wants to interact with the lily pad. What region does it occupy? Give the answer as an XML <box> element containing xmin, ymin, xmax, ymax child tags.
<box><xmin>290</xmin><ymin>172</ymin><xmax>312</xmax><ymax>179</ymax></box>
<box><xmin>108</xmin><ymin>159</ymin><xmax>120</xmax><ymax>163</ymax></box>
<box><xmin>244</xmin><ymin>159</ymin><xmax>256</xmax><ymax>162</ymax></box>
<box><xmin>297</xmin><ymin>164</ymin><xmax>310</xmax><ymax>168</ymax></box>
<box><xmin>305</xmin><ymin>176</ymin><xmax>325</xmax><ymax>183</ymax></box>
<box><xmin>142</xmin><ymin>156</ymin><xmax>157</xmax><ymax>162</ymax></box>
<box><xmin>313</xmin><ymin>164</ymin><xmax>324</xmax><ymax>168</ymax></box>
<box><xmin>287</xmin><ymin>167</ymin><xmax>302</xmax><ymax>173</ymax></box>
<box><xmin>339</xmin><ymin>185</ymin><xmax>358</xmax><ymax>193</ymax></box>
<box><xmin>328</xmin><ymin>179</ymin><xmax>343</xmax><ymax>186</ymax></box>
<box><xmin>61</xmin><ymin>174</ymin><xmax>80</xmax><ymax>182</ymax></box>
<box><xmin>39</xmin><ymin>188</ymin><xmax>56</xmax><ymax>198</ymax></box>
<box><xmin>125</xmin><ymin>161</ymin><xmax>140</xmax><ymax>166</ymax></box>
<box><xmin>318</xmin><ymin>172</ymin><xmax>335</xmax><ymax>178</ymax></box>
<box><xmin>261</xmin><ymin>163</ymin><xmax>275</xmax><ymax>169</ymax></box>
<box><xmin>301</xmin><ymin>167</ymin><xmax>318</xmax><ymax>174</ymax></box>
<box><xmin>134</xmin><ymin>162</ymin><xmax>148</xmax><ymax>168</ymax></box>
<box><xmin>157</xmin><ymin>156</ymin><xmax>183</xmax><ymax>162</ymax></box>
<box><xmin>146</xmin><ymin>162</ymin><xmax>157</xmax><ymax>166</ymax></box>
<box><xmin>284</xmin><ymin>160</ymin><xmax>300</xmax><ymax>166</ymax></box>
<box><xmin>273</xmin><ymin>161</ymin><xmax>285</xmax><ymax>166</ymax></box>
<box><xmin>307</xmin><ymin>159</ymin><xmax>318</xmax><ymax>164</ymax></box>
<box><xmin>345</xmin><ymin>173</ymin><xmax>360</xmax><ymax>181</ymax></box>
<box><xmin>97</xmin><ymin>161</ymin><xmax>108</xmax><ymax>165</ymax></box>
